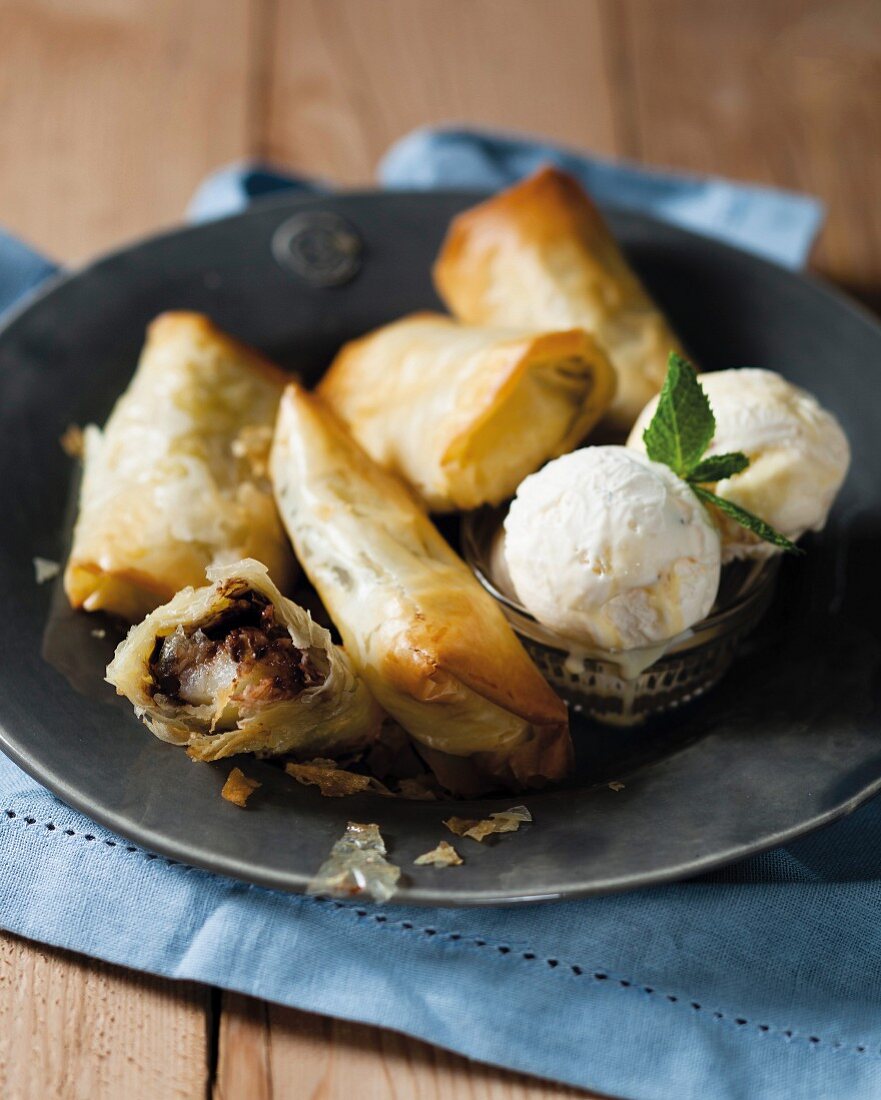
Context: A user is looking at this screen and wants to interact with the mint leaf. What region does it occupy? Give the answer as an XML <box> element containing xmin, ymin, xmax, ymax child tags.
<box><xmin>642</xmin><ymin>352</ymin><xmax>715</xmax><ymax>477</ymax></box>
<box><xmin>643</xmin><ymin>353</ymin><xmax>806</xmax><ymax>556</ymax></box>
<box><xmin>687</xmin><ymin>452</ymin><xmax>749</xmax><ymax>484</ymax></box>
<box><xmin>691</xmin><ymin>485</ymin><xmax>803</xmax><ymax>554</ymax></box>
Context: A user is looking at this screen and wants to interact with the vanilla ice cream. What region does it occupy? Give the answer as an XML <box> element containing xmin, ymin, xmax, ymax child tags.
<box><xmin>503</xmin><ymin>447</ymin><xmax>721</xmax><ymax>651</ymax></box>
<box><xmin>628</xmin><ymin>369</ymin><xmax>850</xmax><ymax>561</ymax></box>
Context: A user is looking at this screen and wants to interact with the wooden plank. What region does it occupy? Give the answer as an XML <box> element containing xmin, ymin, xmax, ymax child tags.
<box><xmin>215</xmin><ymin>993</ymin><xmax>272</xmax><ymax>1100</ymax></box>
<box><xmin>619</xmin><ymin>0</ymin><xmax>881</xmax><ymax>304</ymax></box>
<box><xmin>262</xmin><ymin>0</ymin><xmax>624</xmax><ymax>183</ymax></box>
<box><xmin>0</xmin><ymin>930</ymin><xmax>209</xmax><ymax>1100</ymax></box>
<box><xmin>0</xmin><ymin>0</ymin><xmax>258</xmax><ymax>263</ymax></box>
<box><xmin>214</xmin><ymin>993</ymin><xmax>600</xmax><ymax>1099</ymax></box>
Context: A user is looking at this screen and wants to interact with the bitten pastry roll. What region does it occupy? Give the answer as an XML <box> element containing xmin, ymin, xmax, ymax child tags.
<box><xmin>270</xmin><ymin>383</ymin><xmax>573</xmax><ymax>794</ymax></box>
<box><xmin>318</xmin><ymin>312</ymin><xmax>615</xmax><ymax>511</ymax></box>
<box><xmin>106</xmin><ymin>559</ymin><xmax>382</xmax><ymax>761</ymax></box>
<box><xmin>433</xmin><ymin>166</ymin><xmax>684</xmax><ymax>433</ymax></box>
<box><xmin>64</xmin><ymin>312</ymin><xmax>294</xmax><ymax>621</ymax></box>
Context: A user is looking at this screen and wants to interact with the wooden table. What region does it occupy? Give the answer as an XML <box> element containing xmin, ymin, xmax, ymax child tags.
<box><xmin>1</xmin><ymin>2</ymin><xmax>878</xmax><ymax>1096</ymax></box>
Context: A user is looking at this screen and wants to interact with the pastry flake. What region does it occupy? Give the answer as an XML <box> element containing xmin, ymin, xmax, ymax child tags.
<box><xmin>285</xmin><ymin>759</ymin><xmax>384</xmax><ymax>798</ymax></box>
<box><xmin>221</xmin><ymin>766</ymin><xmax>261</xmax><ymax>808</ymax></box>
<box><xmin>307</xmin><ymin>822</ymin><xmax>400</xmax><ymax>903</ymax></box>
<box><xmin>414</xmin><ymin>841</ymin><xmax>463</xmax><ymax>867</ymax></box>
<box><xmin>444</xmin><ymin>805</ymin><xmax>531</xmax><ymax>842</ymax></box>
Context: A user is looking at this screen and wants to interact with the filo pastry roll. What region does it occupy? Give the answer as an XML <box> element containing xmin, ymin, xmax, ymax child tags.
<box><xmin>64</xmin><ymin>312</ymin><xmax>294</xmax><ymax>622</ymax></box>
<box><xmin>270</xmin><ymin>383</ymin><xmax>573</xmax><ymax>794</ymax></box>
<box><xmin>433</xmin><ymin>166</ymin><xmax>684</xmax><ymax>433</ymax></box>
<box><xmin>318</xmin><ymin>312</ymin><xmax>615</xmax><ymax>511</ymax></box>
<box><xmin>106</xmin><ymin>559</ymin><xmax>382</xmax><ymax>761</ymax></box>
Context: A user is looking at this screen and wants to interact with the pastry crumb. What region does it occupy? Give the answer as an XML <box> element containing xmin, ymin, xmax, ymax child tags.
<box><xmin>285</xmin><ymin>759</ymin><xmax>382</xmax><ymax>798</ymax></box>
<box><xmin>60</xmin><ymin>424</ymin><xmax>85</xmax><ymax>458</ymax></box>
<box><xmin>414</xmin><ymin>840</ymin><xmax>463</xmax><ymax>867</ymax></box>
<box><xmin>307</xmin><ymin>822</ymin><xmax>400</xmax><ymax>903</ymax></box>
<box><xmin>221</xmin><ymin>767</ymin><xmax>261</xmax><ymax>808</ymax></box>
<box><xmin>33</xmin><ymin>557</ymin><xmax>61</xmax><ymax>584</ymax></box>
<box><xmin>444</xmin><ymin>805</ymin><xmax>532</xmax><ymax>843</ymax></box>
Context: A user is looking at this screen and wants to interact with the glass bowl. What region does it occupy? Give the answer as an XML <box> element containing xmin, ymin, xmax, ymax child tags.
<box><xmin>461</xmin><ymin>508</ymin><xmax>781</xmax><ymax>727</ymax></box>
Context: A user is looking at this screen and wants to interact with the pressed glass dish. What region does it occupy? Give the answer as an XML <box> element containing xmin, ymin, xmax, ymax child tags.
<box><xmin>461</xmin><ymin>507</ymin><xmax>781</xmax><ymax>726</ymax></box>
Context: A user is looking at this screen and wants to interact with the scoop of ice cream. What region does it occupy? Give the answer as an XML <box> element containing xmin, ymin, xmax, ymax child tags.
<box><xmin>503</xmin><ymin>447</ymin><xmax>721</xmax><ymax>651</ymax></box>
<box><xmin>628</xmin><ymin>369</ymin><xmax>850</xmax><ymax>561</ymax></box>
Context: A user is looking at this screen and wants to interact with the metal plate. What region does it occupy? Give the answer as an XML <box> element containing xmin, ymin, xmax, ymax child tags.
<box><xmin>1</xmin><ymin>190</ymin><xmax>879</xmax><ymax>906</ymax></box>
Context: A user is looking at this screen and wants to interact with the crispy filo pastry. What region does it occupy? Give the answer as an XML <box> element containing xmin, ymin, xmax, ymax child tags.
<box><xmin>318</xmin><ymin>312</ymin><xmax>615</xmax><ymax>511</ymax></box>
<box><xmin>64</xmin><ymin>312</ymin><xmax>294</xmax><ymax>621</ymax></box>
<box><xmin>106</xmin><ymin>559</ymin><xmax>382</xmax><ymax>762</ymax></box>
<box><xmin>433</xmin><ymin>166</ymin><xmax>685</xmax><ymax>433</ymax></box>
<box><xmin>270</xmin><ymin>383</ymin><xmax>573</xmax><ymax>794</ymax></box>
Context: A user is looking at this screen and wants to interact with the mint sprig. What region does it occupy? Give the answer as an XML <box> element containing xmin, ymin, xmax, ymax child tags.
<box><xmin>641</xmin><ymin>352</ymin><xmax>715</xmax><ymax>477</ymax></box>
<box><xmin>643</xmin><ymin>353</ymin><xmax>802</xmax><ymax>554</ymax></box>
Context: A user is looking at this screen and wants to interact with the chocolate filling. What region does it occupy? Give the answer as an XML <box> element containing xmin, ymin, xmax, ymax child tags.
<box><xmin>149</xmin><ymin>591</ymin><xmax>324</xmax><ymax>707</ymax></box>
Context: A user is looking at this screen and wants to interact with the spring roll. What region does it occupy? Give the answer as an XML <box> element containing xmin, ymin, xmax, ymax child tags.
<box><xmin>318</xmin><ymin>312</ymin><xmax>615</xmax><ymax>511</ymax></box>
<box><xmin>64</xmin><ymin>312</ymin><xmax>294</xmax><ymax>621</ymax></box>
<box><xmin>270</xmin><ymin>383</ymin><xmax>572</xmax><ymax>794</ymax></box>
<box><xmin>433</xmin><ymin>166</ymin><xmax>685</xmax><ymax>433</ymax></box>
<box><xmin>106</xmin><ymin>559</ymin><xmax>381</xmax><ymax>761</ymax></box>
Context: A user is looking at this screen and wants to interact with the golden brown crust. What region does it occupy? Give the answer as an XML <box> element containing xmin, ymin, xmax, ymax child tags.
<box><xmin>318</xmin><ymin>313</ymin><xmax>615</xmax><ymax>511</ymax></box>
<box><xmin>433</xmin><ymin>166</ymin><xmax>684</xmax><ymax>432</ymax></box>
<box><xmin>435</xmin><ymin>167</ymin><xmax>642</xmax><ymax>318</ymax></box>
<box><xmin>270</xmin><ymin>383</ymin><xmax>572</xmax><ymax>789</ymax></box>
<box><xmin>283</xmin><ymin>384</ymin><xmax>566</xmax><ymax>726</ymax></box>
<box><xmin>147</xmin><ymin>312</ymin><xmax>290</xmax><ymax>391</ymax></box>
<box><xmin>376</xmin><ymin>583</ymin><xmax>567</xmax><ymax>728</ymax></box>
<box><xmin>64</xmin><ymin>313</ymin><xmax>294</xmax><ymax>620</ymax></box>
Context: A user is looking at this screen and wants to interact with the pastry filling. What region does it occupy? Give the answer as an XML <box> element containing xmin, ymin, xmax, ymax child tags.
<box><xmin>149</xmin><ymin>591</ymin><xmax>324</xmax><ymax>709</ymax></box>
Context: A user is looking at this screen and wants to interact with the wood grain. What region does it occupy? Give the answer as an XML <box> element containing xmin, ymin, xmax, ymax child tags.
<box><xmin>0</xmin><ymin>931</ymin><xmax>208</xmax><ymax>1100</ymax></box>
<box><xmin>619</xmin><ymin>0</ymin><xmax>881</xmax><ymax>304</ymax></box>
<box><xmin>0</xmin><ymin>0</ymin><xmax>257</xmax><ymax>263</ymax></box>
<box><xmin>214</xmin><ymin>993</ymin><xmax>599</xmax><ymax>1099</ymax></box>
<box><xmin>262</xmin><ymin>0</ymin><xmax>624</xmax><ymax>183</ymax></box>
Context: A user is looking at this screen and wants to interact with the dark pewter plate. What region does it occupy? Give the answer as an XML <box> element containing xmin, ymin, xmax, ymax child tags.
<box><xmin>1</xmin><ymin>190</ymin><xmax>880</xmax><ymax>906</ymax></box>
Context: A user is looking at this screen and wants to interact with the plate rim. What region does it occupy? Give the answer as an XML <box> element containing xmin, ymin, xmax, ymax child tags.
<box><xmin>4</xmin><ymin>185</ymin><xmax>881</xmax><ymax>353</ymax></box>
<box><xmin>2</xmin><ymin>722</ymin><xmax>880</xmax><ymax>907</ymax></box>
<box><xmin>2</xmin><ymin>187</ymin><xmax>880</xmax><ymax>907</ymax></box>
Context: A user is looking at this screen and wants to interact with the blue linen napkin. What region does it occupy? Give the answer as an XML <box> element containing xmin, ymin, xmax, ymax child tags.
<box><xmin>190</xmin><ymin>128</ymin><xmax>823</xmax><ymax>269</ymax></box>
<box><xmin>2</xmin><ymin>128</ymin><xmax>878</xmax><ymax>1100</ymax></box>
